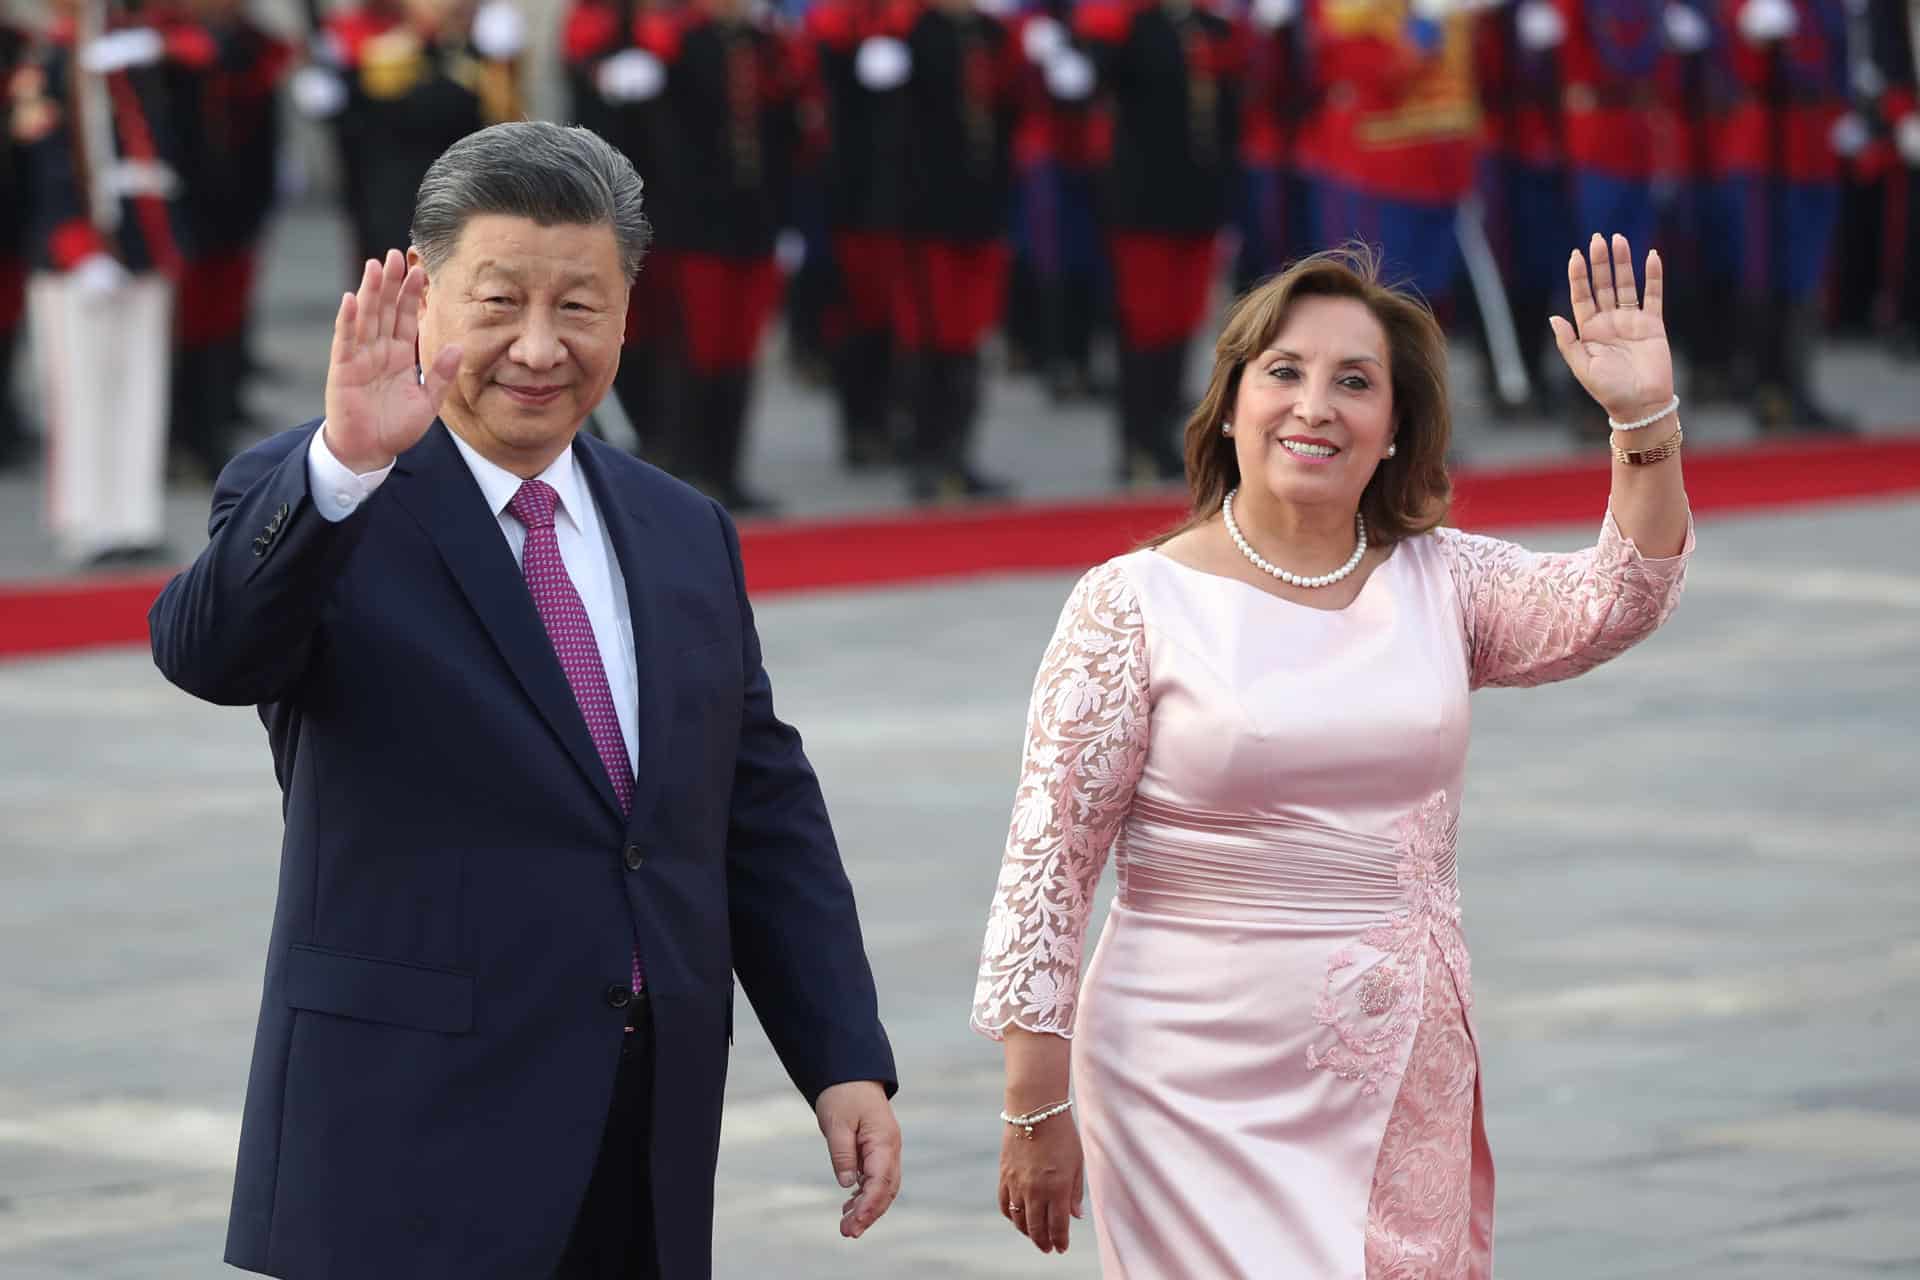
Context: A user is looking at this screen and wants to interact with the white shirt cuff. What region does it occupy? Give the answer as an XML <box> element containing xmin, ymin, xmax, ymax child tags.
<box><xmin>307</xmin><ymin>424</ymin><xmax>396</xmax><ymax>523</ymax></box>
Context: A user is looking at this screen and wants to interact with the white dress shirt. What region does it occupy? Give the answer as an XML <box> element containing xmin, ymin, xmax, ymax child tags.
<box><xmin>308</xmin><ymin>426</ymin><xmax>640</xmax><ymax>775</ymax></box>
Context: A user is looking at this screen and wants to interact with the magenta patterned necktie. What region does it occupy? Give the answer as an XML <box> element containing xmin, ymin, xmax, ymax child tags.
<box><xmin>507</xmin><ymin>478</ymin><xmax>642</xmax><ymax>993</ymax></box>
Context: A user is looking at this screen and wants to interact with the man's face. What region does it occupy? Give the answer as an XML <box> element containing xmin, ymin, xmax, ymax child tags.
<box><xmin>413</xmin><ymin>214</ymin><xmax>628</xmax><ymax>476</ymax></box>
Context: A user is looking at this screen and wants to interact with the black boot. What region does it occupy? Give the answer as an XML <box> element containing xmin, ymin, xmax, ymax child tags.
<box><xmin>1501</xmin><ymin>287</ymin><xmax>1562</xmax><ymax>420</ymax></box>
<box><xmin>1053</xmin><ymin>275</ymin><xmax>1101</xmax><ymax>401</ymax></box>
<box><xmin>614</xmin><ymin>343</ymin><xmax>682</xmax><ymax>465</ymax></box>
<box><xmin>833</xmin><ymin>331</ymin><xmax>895</xmax><ymax>469</ymax></box>
<box><xmin>1115</xmin><ymin>346</ymin><xmax>1182</xmax><ymax>487</ymax></box>
<box><xmin>1684</xmin><ymin>280</ymin><xmax>1741</xmax><ymax>407</ymax></box>
<box><xmin>707</xmin><ymin>370</ymin><xmax>779</xmax><ymax>516</ymax></box>
<box><xmin>1745</xmin><ymin>299</ymin><xmax>1794</xmax><ymax>435</ymax></box>
<box><xmin>1156</xmin><ymin>342</ymin><xmax>1194</xmax><ymax>437</ymax></box>
<box><xmin>943</xmin><ymin>350</ymin><xmax>1010</xmax><ymax>499</ymax></box>
<box><xmin>908</xmin><ymin>351</ymin><xmax>1012</xmax><ymax>503</ymax></box>
<box><xmin>906</xmin><ymin>351</ymin><xmax>976</xmax><ymax>502</ymax></box>
<box><xmin>169</xmin><ymin>344</ymin><xmax>230</xmax><ymax>483</ymax></box>
<box><xmin>0</xmin><ymin>324</ymin><xmax>33</xmax><ymax>470</ymax></box>
<box><xmin>1779</xmin><ymin>302</ymin><xmax>1856</xmax><ymax>435</ymax></box>
<box><xmin>213</xmin><ymin>335</ymin><xmax>266</xmax><ymax>437</ymax></box>
<box><xmin>907</xmin><ymin>350</ymin><xmax>947</xmax><ymax>502</ymax></box>
<box><xmin>665</xmin><ymin>369</ymin><xmax>709</xmax><ymax>490</ymax></box>
<box><xmin>1748</xmin><ymin>300</ymin><xmax>1854</xmax><ymax>436</ymax></box>
<box><xmin>1134</xmin><ymin>344</ymin><xmax>1189</xmax><ymax>485</ymax></box>
<box><xmin>1003</xmin><ymin>258</ymin><xmax>1044</xmax><ymax>378</ymax></box>
<box><xmin>239</xmin><ymin>314</ymin><xmax>295</xmax><ymax>387</ymax></box>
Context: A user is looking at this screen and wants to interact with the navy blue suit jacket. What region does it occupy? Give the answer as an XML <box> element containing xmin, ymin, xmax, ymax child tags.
<box><xmin>150</xmin><ymin>421</ymin><xmax>897</xmax><ymax>1279</ymax></box>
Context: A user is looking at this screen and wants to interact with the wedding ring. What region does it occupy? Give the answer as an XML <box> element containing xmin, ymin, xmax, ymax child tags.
<box><xmin>1008</xmin><ymin>1204</ymin><xmax>1023</xmax><ymax>1215</ymax></box>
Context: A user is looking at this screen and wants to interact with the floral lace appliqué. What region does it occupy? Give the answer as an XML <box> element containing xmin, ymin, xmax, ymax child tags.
<box><xmin>1434</xmin><ymin>512</ymin><xmax>1692</xmax><ymax>690</ymax></box>
<box><xmin>971</xmin><ymin>560</ymin><xmax>1150</xmax><ymax>1040</ymax></box>
<box><xmin>1306</xmin><ymin>792</ymin><xmax>1469</xmax><ymax>1096</ymax></box>
<box><xmin>1363</xmin><ymin>933</ymin><xmax>1479</xmax><ymax>1279</ymax></box>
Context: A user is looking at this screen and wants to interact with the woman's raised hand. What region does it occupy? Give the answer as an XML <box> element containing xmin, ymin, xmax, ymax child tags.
<box><xmin>321</xmin><ymin>250</ymin><xmax>464</xmax><ymax>473</ymax></box>
<box><xmin>1550</xmin><ymin>232</ymin><xmax>1676</xmax><ymax>423</ymax></box>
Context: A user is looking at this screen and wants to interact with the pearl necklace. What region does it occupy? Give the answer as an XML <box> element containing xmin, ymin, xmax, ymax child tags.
<box><xmin>1222</xmin><ymin>488</ymin><xmax>1367</xmax><ymax>589</ymax></box>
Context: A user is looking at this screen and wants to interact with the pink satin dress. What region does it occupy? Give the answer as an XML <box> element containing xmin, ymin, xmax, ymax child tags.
<box><xmin>972</xmin><ymin>513</ymin><xmax>1693</xmax><ymax>1278</ymax></box>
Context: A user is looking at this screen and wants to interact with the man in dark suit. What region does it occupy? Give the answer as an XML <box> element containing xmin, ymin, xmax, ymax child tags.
<box><xmin>149</xmin><ymin>120</ymin><xmax>901</xmax><ymax>1280</ymax></box>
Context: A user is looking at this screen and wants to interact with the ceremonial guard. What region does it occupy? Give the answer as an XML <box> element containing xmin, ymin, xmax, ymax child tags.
<box><xmin>297</xmin><ymin>0</ymin><xmax>523</xmax><ymax>272</ymax></box>
<box><xmin>1474</xmin><ymin>0</ymin><xmax>1571</xmax><ymax>412</ymax></box>
<box><xmin>1234</xmin><ymin>0</ymin><xmax>1311</xmax><ymax>290</ymax></box>
<box><xmin>1826</xmin><ymin>0</ymin><xmax>1920</xmax><ymax>341</ymax></box>
<box><xmin>804</xmin><ymin>0</ymin><xmax>918</xmax><ymax>468</ymax></box>
<box><xmin>1664</xmin><ymin>0</ymin><xmax>1746</xmax><ymax>398</ymax></box>
<box><xmin>1550</xmin><ymin>0</ymin><xmax>1677</xmax><ymax>257</ymax></box>
<box><xmin>1007</xmin><ymin>0</ymin><xmax>1108</xmax><ymax>401</ymax></box>
<box><xmin>636</xmin><ymin>0</ymin><xmax>801</xmax><ymax>512</ymax></box>
<box><xmin>1878</xmin><ymin>0</ymin><xmax>1920</xmax><ymax>343</ymax></box>
<box><xmin>562</xmin><ymin>0</ymin><xmax>682</xmax><ymax>444</ymax></box>
<box><xmin>289</xmin><ymin>0</ymin><xmax>395</xmax><ymax>275</ymax></box>
<box><xmin>1701</xmin><ymin>0</ymin><xmax>1855</xmax><ymax>430</ymax></box>
<box><xmin>1298</xmin><ymin>0</ymin><xmax>1479</xmax><ymax>315</ymax></box>
<box><xmin>898</xmin><ymin>0</ymin><xmax>1019</xmax><ymax>501</ymax></box>
<box><xmin>560</xmin><ymin>0</ymin><xmax>626</xmax><ymax>140</ymax></box>
<box><xmin>168</xmin><ymin>0</ymin><xmax>293</xmax><ymax>478</ymax></box>
<box><xmin>13</xmin><ymin>0</ymin><xmax>193</xmax><ymax>564</ymax></box>
<box><xmin>1076</xmin><ymin>0</ymin><xmax>1244</xmax><ymax>485</ymax></box>
<box><xmin>1</xmin><ymin>13</ymin><xmax>34</xmax><ymax>470</ymax></box>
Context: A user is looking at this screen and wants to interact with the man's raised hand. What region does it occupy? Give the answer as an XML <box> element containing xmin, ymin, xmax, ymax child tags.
<box><xmin>322</xmin><ymin>250</ymin><xmax>463</xmax><ymax>473</ymax></box>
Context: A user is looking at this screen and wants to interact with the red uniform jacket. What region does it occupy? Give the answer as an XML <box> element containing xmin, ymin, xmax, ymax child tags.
<box><xmin>1707</xmin><ymin>0</ymin><xmax>1850</xmax><ymax>181</ymax></box>
<box><xmin>1554</xmin><ymin>0</ymin><xmax>1681</xmax><ymax>181</ymax></box>
<box><xmin>1475</xmin><ymin>1</ymin><xmax>1561</xmax><ymax>169</ymax></box>
<box><xmin>1298</xmin><ymin>0</ymin><xmax>1479</xmax><ymax>204</ymax></box>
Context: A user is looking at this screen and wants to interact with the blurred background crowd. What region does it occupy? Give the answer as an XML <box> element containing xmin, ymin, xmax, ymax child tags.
<box><xmin>3</xmin><ymin>0</ymin><xmax>1919</xmax><ymax>562</ymax></box>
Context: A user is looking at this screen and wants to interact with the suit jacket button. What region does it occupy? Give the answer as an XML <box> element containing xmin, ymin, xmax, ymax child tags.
<box><xmin>623</xmin><ymin>843</ymin><xmax>643</xmax><ymax>871</ymax></box>
<box><xmin>604</xmin><ymin>984</ymin><xmax>633</xmax><ymax>1010</ymax></box>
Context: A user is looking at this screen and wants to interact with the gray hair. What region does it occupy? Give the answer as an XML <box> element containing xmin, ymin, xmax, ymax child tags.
<box><xmin>410</xmin><ymin>121</ymin><xmax>651</xmax><ymax>281</ymax></box>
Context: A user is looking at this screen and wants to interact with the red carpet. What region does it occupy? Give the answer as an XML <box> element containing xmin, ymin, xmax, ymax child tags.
<box><xmin>4</xmin><ymin>433</ymin><xmax>1918</xmax><ymax>660</ymax></box>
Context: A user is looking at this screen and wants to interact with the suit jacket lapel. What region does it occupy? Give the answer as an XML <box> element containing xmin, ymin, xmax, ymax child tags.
<box><xmin>388</xmin><ymin>423</ymin><xmax>626</xmax><ymax>823</ymax></box>
<box><xmin>575</xmin><ymin>434</ymin><xmax>664</xmax><ymax>835</ymax></box>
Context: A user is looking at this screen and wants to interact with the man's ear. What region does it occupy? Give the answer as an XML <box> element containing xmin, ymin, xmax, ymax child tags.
<box><xmin>407</xmin><ymin>247</ymin><xmax>432</xmax><ymax>319</ymax></box>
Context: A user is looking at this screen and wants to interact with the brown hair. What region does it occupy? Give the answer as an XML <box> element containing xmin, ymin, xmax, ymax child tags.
<box><xmin>1147</xmin><ymin>243</ymin><xmax>1452</xmax><ymax>548</ymax></box>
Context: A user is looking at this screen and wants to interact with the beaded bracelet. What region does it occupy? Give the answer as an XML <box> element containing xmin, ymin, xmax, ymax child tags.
<box><xmin>1607</xmin><ymin>394</ymin><xmax>1680</xmax><ymax>432</ymax></box>
<box><xmin>1000</xmin><ymin>1099</ymin><xmax>1074</xmax><ymax>1139</ymax></box>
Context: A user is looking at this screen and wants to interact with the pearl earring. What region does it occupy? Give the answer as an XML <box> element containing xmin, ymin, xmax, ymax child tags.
<box><xmin>1385</xmin><ymin>443</ymin><xmax>1397</xmax><ymax>458</ymax></box>
<box><xmin>1222</xmin><ymin>422</ymin><xmax>1233</xmax><ymax>436</ymax></box>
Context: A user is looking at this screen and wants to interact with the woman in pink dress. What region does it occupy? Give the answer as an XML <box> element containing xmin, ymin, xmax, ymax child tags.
<box><xmin>971</xmin><ymin>234</ymin><xmax>1694</xmax><ymax>1277</ymax></box>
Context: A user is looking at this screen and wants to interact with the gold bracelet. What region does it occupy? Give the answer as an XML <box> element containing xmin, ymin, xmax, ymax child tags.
<box><xmin>1611</xmin><ymin>427</ymin><xmax>1682</xmax><ymax>467</ymax></box>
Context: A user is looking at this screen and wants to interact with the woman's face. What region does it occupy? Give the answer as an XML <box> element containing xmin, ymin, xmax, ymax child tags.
<box><xmin>1228</xmin><ymin>295</ymin><xmax>1396</xmax><ymax>515</ymax></box>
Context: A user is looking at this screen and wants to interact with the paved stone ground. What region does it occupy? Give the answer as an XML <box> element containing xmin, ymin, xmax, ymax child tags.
<box><xmin>5</xmin><ymin>199</ymin><xmax>1920</xmax><ymax>581</ymax></box>
<box><xmin>3</xmin><ymin>496</ymin><xmax>1917</xmax><ymax>1277</ymax></box>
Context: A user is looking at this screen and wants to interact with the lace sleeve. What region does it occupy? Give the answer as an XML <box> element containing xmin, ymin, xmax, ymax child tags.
<box><xmin>970</xmin><ymin>560</ymin><xmax>1150</xmax><ymax>1041</ymax></box>
<box><xmin>1436</xmin><ymin>508</ymin><xmax>1694</xmax><ymax>690</ymax></box>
